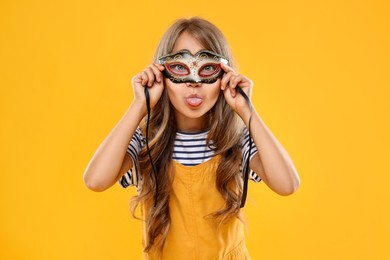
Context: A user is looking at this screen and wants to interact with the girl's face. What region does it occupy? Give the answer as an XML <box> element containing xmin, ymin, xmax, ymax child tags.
<box><xmin>164</xmin><ymin>31</ymin><xmax>221</xmax><ymax>132</ymax></box>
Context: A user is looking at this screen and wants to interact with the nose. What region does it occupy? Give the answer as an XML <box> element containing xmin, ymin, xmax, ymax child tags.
<box><xmin>186</xmin><ymin>81</ymin><xmax>201</xmax><ymax>88</ymax></box>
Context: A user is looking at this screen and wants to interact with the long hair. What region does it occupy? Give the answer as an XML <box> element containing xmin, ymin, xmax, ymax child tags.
<box><xmin>130</xmin><ymin>16</ymin><xmax>246</xmax><ymax>257</ymax></box>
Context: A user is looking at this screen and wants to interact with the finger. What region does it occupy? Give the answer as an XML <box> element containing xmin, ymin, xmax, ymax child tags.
<box><xmin>232</xmin><ymin>75</ymin><xmax>245</xmax><ymax>97</ymax></box>
<box><xmin>132</xmin><ymin>74</ymin><xmax>141</xmax><ymax>84</ymax></box>
<box><xmin>229</xmin><ymin>75</ymin><xmax>237</xmax><ymax>97</ymax></box>
<box><xmin>221</xmin><ymin>71</ymin><xmax>235</xmax><ymax>90</ymax></box>
<box><xmin>149</xmin><ymin>64</ymin><xmax>163</xmax><ymax>83</ymax></box>
<box><xmin>144</xmin><ymin>67</ymin><xmax>155</xmax><ymax>87</ymax></box>
<box><xmin>235</xmin><ymin>76</ymin><xmax>252</xmax><ymax>94</ymax></box>
<box><xmin>221</xmin><ymin>62</ymin><xmax>235</xmax><ymax>73</ymax></box>
<box><xmin>140</xmin><ymin>71</ymin><xmax>148</xmax><ymax>86</ymax></box>
<box><xmin>221</xmin><ymin>71</ymin><xmax>234</xmax><ymax>90</ymax></box>
<box><xmin>231</xmin><ymin>75</ymin><xmax>243</xmax><ymax>89</ymax></box>
<box><xmin>230</xmin><ymin>74</ymin><xmax>244</xmax><ymax>97</ymax></box>
<box><xmin>157</xmin><ymin>63</ymin><xmax>165</xmax><ymax>71</ymax></box>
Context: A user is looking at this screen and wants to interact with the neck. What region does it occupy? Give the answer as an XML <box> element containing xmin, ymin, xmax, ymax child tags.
<box><xmin>175</xmin><ymin>114</ymin><xmax>207</xmax><ymax>133</ymax></box>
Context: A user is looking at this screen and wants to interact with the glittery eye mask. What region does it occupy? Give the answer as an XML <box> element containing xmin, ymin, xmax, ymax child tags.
<box><xmin>158</xmin><ymin>49</ymin><xmax>229</xmax><ymax>84</ymax></box>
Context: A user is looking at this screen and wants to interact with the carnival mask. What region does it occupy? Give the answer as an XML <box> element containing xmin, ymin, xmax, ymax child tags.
<box><xmin>158</xmin><ymin>49</ymin><xmax>229</xmax><ymax>84</ymax></box>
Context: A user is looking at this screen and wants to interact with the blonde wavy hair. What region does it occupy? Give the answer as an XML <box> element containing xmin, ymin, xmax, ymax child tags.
<box><xmin>130</xmin><ymin>16</ymin><xmax>246</xmax><ymax>258</ymax></box>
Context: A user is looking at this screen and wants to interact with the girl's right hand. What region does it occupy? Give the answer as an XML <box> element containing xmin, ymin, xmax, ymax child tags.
<box><xmin>131</xmin><ymin>63</ymin><xmax>165</xmax><ymax>114</ymax></box>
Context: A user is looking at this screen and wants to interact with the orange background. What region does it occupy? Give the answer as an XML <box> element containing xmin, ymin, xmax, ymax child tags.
<box><xmin>1</xmin><ymin>0</ymin><xmax>389</xmax><ymax>259</ymax></box>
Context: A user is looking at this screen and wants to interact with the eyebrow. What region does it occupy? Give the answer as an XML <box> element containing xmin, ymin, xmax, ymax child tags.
<box><xmin>175</xmin><ymin>48</ymin><xmax>209</xmax><ymax>56</ymax></box>
<box><xmin>158</xmin><ymin>49</ymin><xmax>228</xmax><ymax>63</ymax></box>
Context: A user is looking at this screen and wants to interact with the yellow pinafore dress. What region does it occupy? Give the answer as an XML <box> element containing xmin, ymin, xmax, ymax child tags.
<box><xmin>142</xmin><ymin>154</ymin><xmax>251</xmax><ymax>259</ymax></box>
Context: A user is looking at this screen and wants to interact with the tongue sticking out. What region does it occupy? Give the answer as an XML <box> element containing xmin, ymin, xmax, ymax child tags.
<box><xmin>186</xmin><ymin>97</ymin><xmax>202</xmax><ymax>107</ymax></box>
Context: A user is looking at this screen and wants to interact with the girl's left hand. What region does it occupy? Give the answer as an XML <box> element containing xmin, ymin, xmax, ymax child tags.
<box><xmin>220</xmin><ymin>63</ymin><xmax>253</xmax><ymax>125</ymax></box>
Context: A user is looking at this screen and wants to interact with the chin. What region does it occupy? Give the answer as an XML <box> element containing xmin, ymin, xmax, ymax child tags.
<box><xmin>184</xmin><ymin>109</ymin><xmax>208</xmax><ymax>119</ymax></box>
<box><xmin>174</xmin><ymin>106</ymin><xmax>210</xmax><ymax>122</ymax></box>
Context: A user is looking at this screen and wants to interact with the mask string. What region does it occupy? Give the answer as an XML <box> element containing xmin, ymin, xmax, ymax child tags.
<box><xmin>236</xmin><ymin>87</ymin><xmax>253</xmax><ymax>208</ymax></box>
<box><xmin>144</xmin><ymin>86</ymin><xmax>159</xmax><ymax>208</ymax></box>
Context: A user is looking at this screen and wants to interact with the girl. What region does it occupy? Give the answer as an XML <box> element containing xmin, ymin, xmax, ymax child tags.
<box><xmin>83</xmin><ymin>17</ymin><xmax>300</xmax><ymax>259</ymax></box>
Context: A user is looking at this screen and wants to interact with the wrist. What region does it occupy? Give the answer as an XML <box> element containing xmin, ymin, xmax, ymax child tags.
<box><xmin>242</xmin><ymin>114</ymin><xmax>251</xmax><ymax>129</ymax></box>
<box><xmin>128</xmin><ymin>99</ymin><xmax>147</xmax><ymax>121</ymax></box>
<box><xmin>238</xmin><ymin>108</ymin><xmax>252</xmax><ymax>128</ymax></box>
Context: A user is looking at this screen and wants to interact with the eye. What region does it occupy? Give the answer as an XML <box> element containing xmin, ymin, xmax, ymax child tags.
<box><xmin>199</xmin><ymin>63</ymin><xmax>220</xmax><ymax>77</ymax></box>
<box><xmin>167</xmin><ymin>62</ymin><xmax>190</xmax><ymax>76</ymax></box>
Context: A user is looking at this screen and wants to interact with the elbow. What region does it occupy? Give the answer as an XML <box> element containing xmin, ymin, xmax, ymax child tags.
<box><xmin>84</xmin><ymin>180</ymin><xmax>106</xmax><ymax>192</ymax></box>
<box><xmin>277</xmin><ymin>172</ymin><xmax>301</xmax><ymax>196</ymax></box>
<box><xmin>83</xmin><ymin>171</ymin><xmax>110</xmax><ymax>192</ymax></box>
<box><xmin>278</xmin><ymin>184</ymin><xmax>299</xmax><ymax>196</ymax></box>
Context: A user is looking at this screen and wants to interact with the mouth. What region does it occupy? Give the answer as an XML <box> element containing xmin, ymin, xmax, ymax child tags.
<box><xmin>185</xmin><ymin>94</ymin><xmax>203</xmax><ymax>107</ymax></box>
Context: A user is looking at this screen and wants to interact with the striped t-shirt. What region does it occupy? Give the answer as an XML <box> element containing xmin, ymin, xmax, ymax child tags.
<box><xmin>119</xmin><ymin>127</ymin><xmax>261</xmax><ymax>190</ymax></box>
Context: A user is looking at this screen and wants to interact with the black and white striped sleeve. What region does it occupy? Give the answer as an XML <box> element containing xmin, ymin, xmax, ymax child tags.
<box><xmin>242</xmin><ymin>128</ymin><xmax>262</xmax><ymax>183</ymax></box>
<box><xmin>118</xmin><ymin>127</ymin><xmax>145</xmax><ymax>189</ymax></box>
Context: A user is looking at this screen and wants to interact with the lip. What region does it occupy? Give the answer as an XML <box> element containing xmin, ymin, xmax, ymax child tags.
<box><xmin>185</xmin><ymin>94</ymin><xmax>203</xmax><ymax>108</ymax></box>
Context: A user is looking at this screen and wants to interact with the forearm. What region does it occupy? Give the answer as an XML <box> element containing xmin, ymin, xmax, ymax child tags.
<box><xmin>83</xmin><ymin>101</ymin><xmax>146</xmax><ymax>191</ymax></box>
<box><xmin>246</xmin><ymin>109</ymin><xmax>300</xmax><ymax>195</ymax></box>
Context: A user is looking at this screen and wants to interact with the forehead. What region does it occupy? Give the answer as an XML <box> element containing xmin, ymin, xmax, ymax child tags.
<box><xmin>172</xmin><ymin>31</ymin><xmax>205</xmax><ymax>55</ymax></box>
